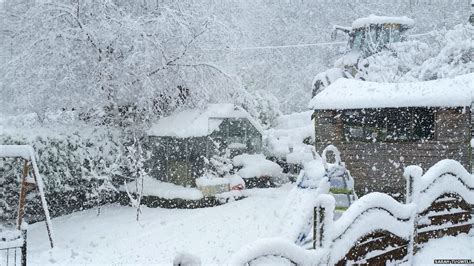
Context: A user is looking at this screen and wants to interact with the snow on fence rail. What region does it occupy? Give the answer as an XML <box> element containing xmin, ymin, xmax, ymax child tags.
<box><xmin>316</xmin><ymin>159</ymin><xmax>474</xmax><ymax>265</ymax></box>
<box><xmin>229</xmin><ymin>159</ymin><xmax>474</xmax><ymax>265</ymax></box>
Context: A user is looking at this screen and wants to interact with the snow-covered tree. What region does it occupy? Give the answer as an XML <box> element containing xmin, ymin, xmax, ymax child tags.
<box><xmin>358</xmin><ymin>23</ymin><xmax>473</xmax><ymax>83</ymax></box>
<box><xmin>123</xmin><ymin>131</ymin><xmax>149</xmax><ymax>221</ymax></box>
<box><xmin>410</xmin><ymin>24</ymin><xmax>474</xmax><ymax>80</ymax></box>
<box><xmin>197</xmin><ymin>0</ymin><xmax>469</xmax><ymax>112</ymax></box>
<box><xmin>82</xmin><ymin>148</ymin><xmax>121</xmax><ymax>216</ymax></box>
<box><xmin>249</xmin><ymin>90</ymin><xmax>282</xmax><ymax>129</ymax></box>
<box><xmin>0</xmin><ymin>1</ymin><xmax>250</xmax><ymax>123</ymax></box>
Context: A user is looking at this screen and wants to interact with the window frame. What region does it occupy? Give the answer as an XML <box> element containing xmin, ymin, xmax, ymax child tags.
<box><xmin>341</xmin><ymin>107</ymin><xmax>436</xmax><ymax>143</ymax></box>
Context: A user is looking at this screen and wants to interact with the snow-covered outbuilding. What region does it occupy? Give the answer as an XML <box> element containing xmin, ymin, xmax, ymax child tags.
<box><xmin>146</xmin><ymin>104</ymin><xmax>263</xmax><ymax>187</ymax></box>
<box><xmin>309</xmin><ymin>73</ymin><xmax>474</xmax><ymax>199</ymax></box>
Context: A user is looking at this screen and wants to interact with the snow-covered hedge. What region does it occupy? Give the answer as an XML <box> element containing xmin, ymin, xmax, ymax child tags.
<box><xmin>265</xmin><ymin>110</ymin><xmax>314</xmax><ymax>164</ymax></box>
<box><xmin>0</xmin><ymin>126</ymin><xmax>124</xmax><ymax>222</ymax></box>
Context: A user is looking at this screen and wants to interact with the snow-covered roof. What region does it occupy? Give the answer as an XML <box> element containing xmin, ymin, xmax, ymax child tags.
<box><xmin>352</xmin><ymin>15</ymin><xmax>414</xmax><ymax>29</ymax></box>
<box><xmin>308</xmin><ymin>73</ymin><xmax>474</xmax><ymax>110</ymax></box>
<box><xmin>147</xmin><ymin>104</ymin><xmax>263</xmax><ymax>138</ymax></box>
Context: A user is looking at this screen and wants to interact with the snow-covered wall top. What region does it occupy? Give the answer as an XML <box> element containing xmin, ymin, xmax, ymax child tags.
<box><xmin>308</xmin><ymin>73</ymin><xmax>474</xmax><ymax>110</ymax></box>
<box><xmin>147</xmin><ymin>104</ymin><xmax>263</xmax><ymax>138</ymax></box>
<box><xmin>352</xmin><ymin>15</ymin><xmax>414</xmax><ymax>29</ymax></box>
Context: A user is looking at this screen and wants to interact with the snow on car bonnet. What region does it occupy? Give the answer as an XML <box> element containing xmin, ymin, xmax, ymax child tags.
<box><xmin>233</xmin><ymin>153</ymin><xmax>283</xmax><ymax>179</ymax></box>
<box><xmin>308</xmin><ymin>73</ymin><xmax>474</xmax><ymax>110</ymax></box>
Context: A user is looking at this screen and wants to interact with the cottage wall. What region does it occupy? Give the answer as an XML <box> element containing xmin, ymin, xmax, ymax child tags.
<box><xmin>314</xmin><ymin>107</ymin><xmax>471</xmax><ymax>200</ymax></box>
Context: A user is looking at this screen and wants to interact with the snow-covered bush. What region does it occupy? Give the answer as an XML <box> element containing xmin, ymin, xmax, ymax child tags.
<box><xmin>199</xmin><ymin>151</ymin><xmax>246</xmax><ymax>193</ymax></box>
<box><xmin>358</xmin><ymin>40</ymin><xmax>432</xmax><ymax>82</ymax></box>
<box><xmin>265</xmin><ymin>111</ymin><xmax>314</xmax><ymax>160</ymax></box>
<box><xmin>358</xmin><ymin>24</ymin><xmax>473</xmax><ymax>83</ymax></box>
<box><xmin>264</xmin><ymin>111</ymin><xmax>315</xmax><ymax>179</ymax></box>
<box><xmin>412</xmin><ymin>24</ymin><xmax>474</xmax><ymax>81</ymax></box>
<box><xmin>0</xmin><ymin>126</ymin><xmax>124</xmax><ymax>222</ymax></box>
<box><xmin>203</xmin><ymin>151</ymin><xmax>234</xmax><ymax>179</ymax></box>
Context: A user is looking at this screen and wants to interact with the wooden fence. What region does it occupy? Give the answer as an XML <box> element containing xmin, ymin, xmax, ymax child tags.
<box><xmin>229</xmin><ymin>159</ymin><xmax>474</xmax><ymax>265</ymax></box>
<box><xmin>314</xmin><ymin>159</ymin><xmax>474</xmax><ymax>265</ymax></box>
<box><xmin>0</xmin><ymin>228</ymin><xmax>27</xmax><ymax>266</ymax></box>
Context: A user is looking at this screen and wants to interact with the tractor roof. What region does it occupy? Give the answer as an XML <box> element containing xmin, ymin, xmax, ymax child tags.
<box><xmin>352</xmin><ymin>15</ymin><xmax>414</xmax><ymax>29</ymax></box>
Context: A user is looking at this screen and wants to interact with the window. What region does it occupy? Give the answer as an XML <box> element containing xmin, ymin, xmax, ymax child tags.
<box><xmin>342</xmin><ymin>108</ymin><xmax>435</xmax><ymax>142</ymax></box>
<box><xmin>225</xmin><ymin>119</ymin><xmax>248</xmax><ymax>146</ymax></box>
<box><xmin>350</xmin><ymin>30</ymin><xmax>363</xmax><ymax>50</ymax></box>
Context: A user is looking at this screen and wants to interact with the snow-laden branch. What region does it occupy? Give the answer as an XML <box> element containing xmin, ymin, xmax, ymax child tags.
<box><xmin>0</xmin><ymin>1</ymin><xmax>251</xmax><ymax>120</ymax></box>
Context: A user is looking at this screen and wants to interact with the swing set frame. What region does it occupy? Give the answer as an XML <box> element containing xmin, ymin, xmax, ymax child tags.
<box><xmin>0</xmin><ymin>145</ymin><xmax>54</xmax><ymax>248</ymax></box>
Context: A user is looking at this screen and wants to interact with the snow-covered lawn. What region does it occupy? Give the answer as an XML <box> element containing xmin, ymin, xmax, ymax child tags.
<box><xmin>411</xmin><ymin>234</ymin><xmax>474</xmax><ymax>265</ymax></box>
<box><xmin>27</xmin><ymin>184</ymin><xmax>474</xmax><ymax>265</ymax></box>
<box><xmin>28</xmin><ymin>186</ymin><xmax>291</xmax><ymax>265</ymax></box>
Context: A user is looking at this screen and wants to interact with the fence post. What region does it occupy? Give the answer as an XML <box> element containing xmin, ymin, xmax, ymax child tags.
<box><xmin>403</xmin><ymin>165</ymin><xmax>422</xmax><ymax>204</ymax></box>
<box><xmin>21</xmin><ymin>228</ymin><xmax>27</xmax><ymax>266</ymax></box>
<box><xmin>404</xmin><ymin>166</ymin><xmax>422</xmax><ymax>265</ymax></box>
<box><xmin>313</xmin><ymin>205</ymin><xmax>326</xmax><ymax>249</ymax></box>
<box><xmin>314</xmin><ymin>205</ymin><xmax>326</xmax><ymax>249</ymax></box>
<box><xmin>406</xmin><ymin>174</ymin><xmax>413</xmax><ymax>204</ymax></box>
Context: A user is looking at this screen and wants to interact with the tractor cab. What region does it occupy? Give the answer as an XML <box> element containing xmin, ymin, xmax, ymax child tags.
<box><xmin>335</xmin><ymin>15</ymin><xmax>414</xmax><ymax>57</ymax></box>
<box><xmin>312</xmin><ymin>15</ymin><xmax>414</xmax><ymax>96</ymax></box>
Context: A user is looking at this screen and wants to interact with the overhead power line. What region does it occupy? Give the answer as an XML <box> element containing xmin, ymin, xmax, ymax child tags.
<box><xmin>203</xmin><ymin>32</ymin><xmax>431</xmax><ymax>52</ymax></box>
<box><xmin>202</xmin><ymin>41</ymin><xmax>346</xmax><ymax>51</ymax></box>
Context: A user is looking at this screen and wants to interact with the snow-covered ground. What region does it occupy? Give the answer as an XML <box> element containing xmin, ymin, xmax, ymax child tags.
<box><xmin>27</xmin><ymin>186</ymin><xmax>292</xmax><ymax>265</ymax></box>
<box><xmin>27</xmin><ymin>183</ymin><xmax>474</xmax><ymax>265</ymax></box>
<box><xmin>411</xmin><ymin>234</ymin><xmax>474</xmax><ymax>265</ymax></box>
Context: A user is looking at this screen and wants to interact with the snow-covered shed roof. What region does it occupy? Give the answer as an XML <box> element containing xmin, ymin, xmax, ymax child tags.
<box><xmin>308</xmin><ymin>73</ymin><xmax>474</xmax><ymax>110</ymax></box>
<box><xmin>352</xmin><ymin>15</ymin><xmax>414</xmax><ymax>29</ymax></box>
<box><xmin>147</xmin><ymin>104</ymin><xmax>263</xmax><ymax>138</ymax></box>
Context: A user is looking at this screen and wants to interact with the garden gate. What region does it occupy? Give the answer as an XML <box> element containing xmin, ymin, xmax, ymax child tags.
<box><xmin>0</xmin><ymin>228</ymin><xmax>27</xmax><ymax>266</ymax></box>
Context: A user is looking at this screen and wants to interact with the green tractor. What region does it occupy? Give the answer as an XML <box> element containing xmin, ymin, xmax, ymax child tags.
<box><xmin>312</xmin><ymin>15</ymin><xmax>414</xmax><ymax>97</ymax></box>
